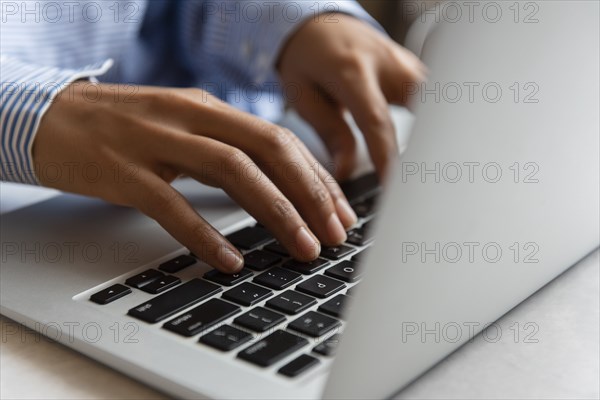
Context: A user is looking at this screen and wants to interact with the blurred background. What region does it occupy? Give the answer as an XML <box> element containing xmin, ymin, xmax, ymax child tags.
<box><xmin>358</xmin><ymin>0</ymin><xmax>435</xmax><ymax>44</ymax></box>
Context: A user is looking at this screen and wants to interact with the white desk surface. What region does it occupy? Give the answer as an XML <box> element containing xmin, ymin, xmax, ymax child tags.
<box><xmin>1</xmin><ymin>111</ymin><xmax>598</xmax><ymax>399</ymax></box>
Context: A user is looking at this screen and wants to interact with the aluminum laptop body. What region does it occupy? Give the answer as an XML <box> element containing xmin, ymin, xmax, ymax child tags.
<box><xmin>1</xmin><ymin>2</ymin><xmax>598</xmax><ymax>399</ymax></box>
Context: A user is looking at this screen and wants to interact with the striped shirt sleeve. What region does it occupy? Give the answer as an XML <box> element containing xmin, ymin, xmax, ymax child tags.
<box><xmin>182</xmin><ymin>1</ymin><xmax>382</xmax><ymax>115</ymax></box>
<box><xmin>0</xmin><ymin>56</ymin><xmax>113</xmax><ymax>185</ymax></box>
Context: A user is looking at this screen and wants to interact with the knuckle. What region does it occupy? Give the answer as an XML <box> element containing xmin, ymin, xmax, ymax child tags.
<box><xmin>190</xmin><ymin>221</ymin><xmax>213</xmax><ymax>243</ymax></box>
<box><xmin>262</xmin><ymin>125</ymin><xmax>295</xmax><ymax>151</ymax></box>
<box><xmin>183</xmin><ymin>87</ymin><xmax>219</xmax><ymax>107</ymax></box>
<box><xmin>271</xmin><ymin>197</ymin><xmax>295</xmax><ymax>220</ymax></box>
<box><xmin>140</xmin><ymin>187</ymin><xmax>178</xmax><ymax>215</ymax></box>
<box><xmin>311</xmin><ymin>184</ymin><xmax>332</xmax><ymax>206</ymax></box>
<box><xmin>141</xmin><ymin>90</ymin><xmax>172</xmax><ymax>112</ymax></box>
<box><xmin>339</xmin><ymin>55</ymin><xmax>365</xmax><ymax>81</ymax></box>
<box><xmin>185</xmin><ymin>87</ymin><xmax>206</xmax><ymax>97</ymax></box>
<box><xmin>217</xmin><ymin>147</ymin><xmax>256</xmax><ymax>184</ymax></box>
<box><xmin>322</xmin><ymin>173</ymin><xmax>344</xmax><ymax>197</ymax></box>
<box><xmin>363</xmin><ymin>107</ymin><xmax>393</xmax><ymax>132</ymax></box>
<box><xmin>221</xmin><ymin>147</ymin><xmax>250</xmax><ymax>168</ymax></box>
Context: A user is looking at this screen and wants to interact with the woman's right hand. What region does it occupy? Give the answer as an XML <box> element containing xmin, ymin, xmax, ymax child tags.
<box><xmin>34</xmin><ymin>82</ymin><xmax>357</xmax><ymax>273</ymax></box>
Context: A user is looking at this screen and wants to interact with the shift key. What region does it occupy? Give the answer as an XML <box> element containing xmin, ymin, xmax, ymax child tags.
<box><xmin>128</xmin><ymin>279</ymin><xmax>221</xmax><ymax>323</ymax></box>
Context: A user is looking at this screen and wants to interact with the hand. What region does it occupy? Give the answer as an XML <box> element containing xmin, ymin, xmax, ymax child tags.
<box><xmin>278</xmin><ymin>14</ymin><xmax>427</xmax><ymax>180</ymax></box>
<box><xmin>33</xmin><ymin>83</ymin><xmax>357</xmax><ymax>272</ymax></box>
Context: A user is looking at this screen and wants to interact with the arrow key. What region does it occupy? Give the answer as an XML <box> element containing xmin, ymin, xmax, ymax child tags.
<box><xmin>90</xmin><ymin>284</ymin><xmax>131</xmax><ymax>305</ymax></box>
<box><xmin>141</xmin><ymin>275</ymin><xmax>181</xmax><ymax>294</ymax></box>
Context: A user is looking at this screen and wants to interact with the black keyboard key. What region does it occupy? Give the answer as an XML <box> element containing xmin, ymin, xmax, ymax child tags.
<box><xmin>325</xmin><ymin>260</ymin><xmax>362</xmax><ymax>283</ymax></box>
<box><xmin>347</xmin><ymin>220</ymin><xmax>375</xmax><ymax>246</ymax></box>
<box><xmin>318</xmin><ymin>294</ymin><xmax>348</xmax><ymax>318</ymax></box>
<box><xmin>234</xmin><ymin>307</ymin><xmax>285</xmax><ymax>332</ymax></box>
<box><xmin>283</xmin><ymin>258</ymin><xmax>330</xmax><ymax>275</ymax></box>
<box><xmin>140</xmin><ymin>274</ymin><xmax>181</xmax><ymax>294</ymax></box>
<box><xmin>352</xmin><ymin>197</ymin><xmax>377</xmax><ymax>218</ymax></box>
<box><xmin>244</xmin><ymin>250</ymin><xmax>282</xmax><ymax>271</ymax></box>
<box><xmin>263</xmin><ymin>242</ymin><xmax>290</xmax><ymax>257</ymax></box>
<box><xmin>204</xmin><ymin>268</ymin><xmax>253</xmax><ymax>286</ymax></box>
<box><xmin>313</xmin><ymin>334</ymin><xmax>340</xmax><ymax>356</ymax></box>
<box><xmin>278</xmin><ymin>354</ymin><xmax>320</xmax><ymax>378</ymax></box>
<box><xmin>125</xmin><ymin>269</ymin><xmax>164</xmax><ymax>289</ymax></box>
<box><xmin>159</xmin><ymin>255</ymin><xmax>196</xmax><ymax>273</ymax></box>
<box><xmin>238</xmin><ymin>330</ymin><xmax>307</xmax><ymax>367</ymax></box>
<box><xmin>296</xmin><ymin>275</ymin><xmax>346</xmax><ymax>298</ymax></box>
<box><xmin>200</xmin><ymin>324</ymin><xmax>253</xmax><ymax>351</ymax></box>
<box><xmin>222</xmin><ymin>282</ymin><xmax>272</xmax><ymax>307</ymax></box>
<box><xmin>254</xmin><ymin>268</ymin><xmax>302</xmax><ymax>290</ymax></box>
<box><xmin>346</xmin><ymin>229</ymin><xmax>374</xmax><ymax>247</ymax></box>
<box><xmin>351</xmin><ymin>248</ymin><xmax>371</xmax><ymax>262</ymax></box>
<box><xmin>340</xmin><ymin>173</ymin><xmax>380</xmax><ymax>204</ymax></box>
<box><xmin>128</xmin><ymin>279</ymin><xmax>221</xmax><ymax>323</ymax></box>
<box><xmin>320</xmin><ymin>245</ymin><xmax>356</xmax><ymax>261</ymax></box>
<box><xmin>266</xmin><ymin>290</ymin><xmax>317</xmax><ymax>315</ymax></box>
<box><xmin>227</xmin><ymin>226</ymin><xmax>273</xmax><ymax>250</ymax></box>
<box><xmin>163</xmin><ymin>298</ymin><xmax>241</xmax><ymax>337</ymax></box>
<box><xmin>90</xmin><ymin>284</ymin><xmax>131</xmax><ymax>305</ymax></box>
<box><xmin>288</xmin><ymin>311</ymin><xmax>341</xmax><ymax>337</ymax></box>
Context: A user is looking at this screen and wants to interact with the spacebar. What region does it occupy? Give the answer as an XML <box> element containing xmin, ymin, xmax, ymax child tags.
<box><xmin>128</xmin><ymin>279</ymin><xmax>222</xmax><ymax>323</ymax></box>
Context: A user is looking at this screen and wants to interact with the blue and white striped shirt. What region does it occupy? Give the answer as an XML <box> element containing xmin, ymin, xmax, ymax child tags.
<box><xmin>1</xmin><ymin>0</ymin><xmax>374</xmax><ymax>184</ymax></box>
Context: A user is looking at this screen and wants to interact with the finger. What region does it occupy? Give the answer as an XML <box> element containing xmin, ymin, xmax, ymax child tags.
<box><xmin>336</xmin><ymin>69</ymin><xmax>397</xmax><ymax>180</ymax></box>
<box><xmin>293</xmin><ymin>82</ymin><xmax>358</xmax><ymax>181</ymax></box>
<box><xmin>163</xmin><ymin>133</ymin><xmax>322</xmax><ymax>261</ymax></box>
<box><xmin>181</xmin><ymin>103</ymin><xmax>348</xmax><ymax>247</ymax></box>
<box><xmin>130</xmin><ymin>171</ymin><xmax>244</xmax><ymax>273</ymax></box>
<box><xmin>292</xmin><ymin>135</ymin><xmax>358</xmax><ymax>229</ymax></box>
<box><xmin>382</xmin><ymin>46</ymin><xmax>428</xmax><ymax>107</ymax></box>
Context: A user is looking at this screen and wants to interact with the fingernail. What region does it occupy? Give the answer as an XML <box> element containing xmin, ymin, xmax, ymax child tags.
<box><xmin>336</xmin><ymin>198</ymin><xmax>358</xmax><ymax>228</ymax></box>
<box><xmin>327</xmin><ymin>213</ymin><xmax>347</xmax><ymax>244</ymax></box>
<box><xmin>296</xmin><ymin>227</ymin><xmax>320</xmax><ymax>260</ymax></box>
<box><xmin>220</xmin><ymin>246</ymin><xmax>243</xmax><ymax>272</ymax></box>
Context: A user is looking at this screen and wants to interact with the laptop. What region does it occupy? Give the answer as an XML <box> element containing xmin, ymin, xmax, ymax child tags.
<box><xmin>1</xmin><ymin>2</ymin><xmax>598</xmax><ymax>399</ymax></box>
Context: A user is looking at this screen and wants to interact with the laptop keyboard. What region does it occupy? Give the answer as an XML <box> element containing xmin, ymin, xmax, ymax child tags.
<box><xmin>88</xmin><ymin>173</ymin><xmax>380</xmax><ymax>379</ymax></box>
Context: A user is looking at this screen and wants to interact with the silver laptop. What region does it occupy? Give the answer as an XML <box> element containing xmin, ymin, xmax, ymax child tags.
<box><xmin>1</xmin><ymin>2</ymin><xmax>598</xmax><ymax>399</ymax></box>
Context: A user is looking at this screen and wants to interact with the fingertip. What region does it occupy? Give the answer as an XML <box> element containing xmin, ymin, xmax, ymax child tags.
<box><xmin>294</xmin><ymin>226</ymin><xmax>321</xmax><ymax>261</ymax></box>
<box><xmin>326</xmin><ymin>213</ymin><xmax>348</xmax><ymax>245</ymax></box>
<box><xmin>219</xmin><ymin>245</ymin><xmax>244</xmax><ymax>273</ymax></box>
<box><xmin>336</xmin><ymin>198</ymin><xmax>358</xmax><ymax>228</ymax></box>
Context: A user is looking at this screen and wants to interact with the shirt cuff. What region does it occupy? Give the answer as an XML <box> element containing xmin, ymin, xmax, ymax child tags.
<box><xmin>0</xmin><ymin>57</ymin><xmax>113</xmax><ymax>185</ymax></box>
<box><xmin>202</xmin><ymin>0</ymin><xmax>383</xmax><ymax>85</ymax></box>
